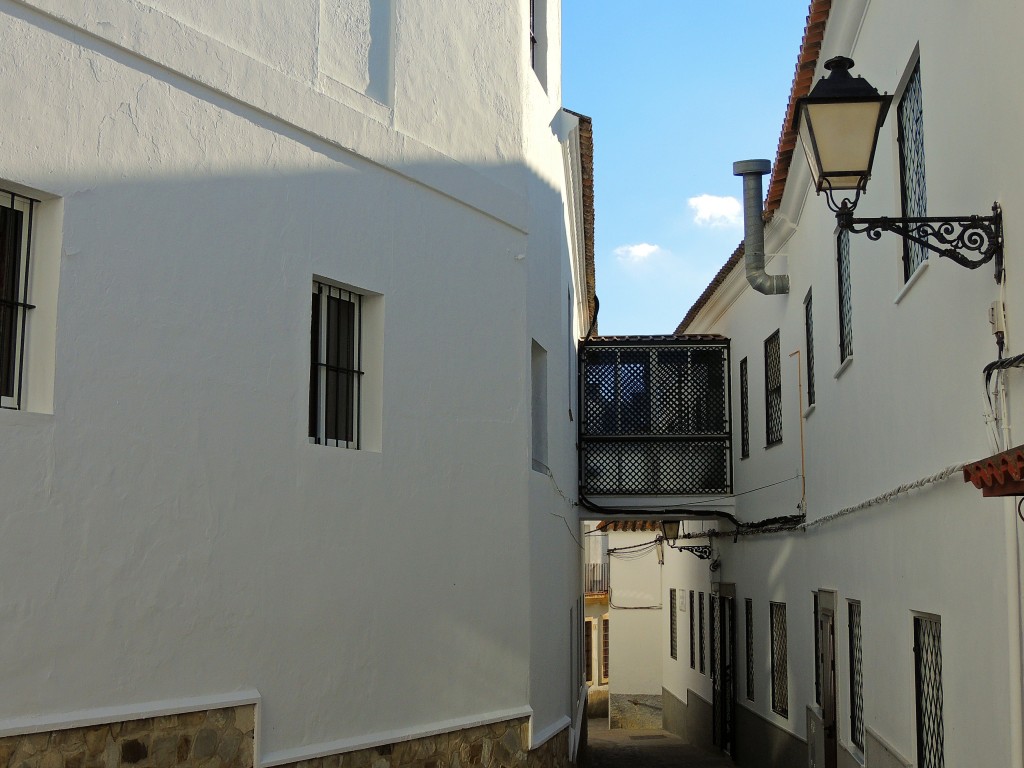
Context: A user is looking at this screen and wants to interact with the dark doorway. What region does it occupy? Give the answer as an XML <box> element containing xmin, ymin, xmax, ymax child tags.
<box><xmin>816</xmin><ymin>593</ymin><xmax>838</xmax><ymax>768</ymax></box>
<box><xmin>711</xmin><ymin>587</ymin><xmax>736</xmax><ymax>754</ymax></box>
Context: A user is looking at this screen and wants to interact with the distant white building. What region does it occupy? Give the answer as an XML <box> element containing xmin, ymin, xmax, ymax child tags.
<box><xmin>0</xmin><ymin>2</ymin><xmax>592</xmax><ymax>767</ymax></box>
<box><xmin>660</xmin><ymin>1</ymin><xmax>1024</xmax><ymax>767</ymax></box>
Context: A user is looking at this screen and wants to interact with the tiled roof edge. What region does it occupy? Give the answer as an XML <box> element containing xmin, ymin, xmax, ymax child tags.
<box><xmin>675</xmin><ymin>0</ymin><xmax>831</xmax><ymax>335</ymax></box>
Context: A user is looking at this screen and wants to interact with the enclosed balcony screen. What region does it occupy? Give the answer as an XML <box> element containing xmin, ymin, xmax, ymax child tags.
<box><xmin>580</xmin><ymin>337</ymin><xmax>731</xmax><ymax>496</ymax></box>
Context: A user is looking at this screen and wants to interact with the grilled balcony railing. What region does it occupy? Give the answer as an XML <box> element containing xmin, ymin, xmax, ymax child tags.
<box><xmin>580</xmin><ymin>336</ymin><xmax>732</xmax><ymax>497</ymax></box>
<box><xmin>585</xmin><ymin>561</ymin><xmax>609</xmax><ymax>593</ymax></box>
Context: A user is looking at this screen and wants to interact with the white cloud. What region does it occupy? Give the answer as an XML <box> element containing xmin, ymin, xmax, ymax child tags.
<box><xmin>614</xmin><ymin>243</ymin><xmax>663</xmax><ymax>263</ymax></box>
<box><xmin>688</xmin><ymin>194</ymin><xmax>742</xmax><ymax>228</ymax></box>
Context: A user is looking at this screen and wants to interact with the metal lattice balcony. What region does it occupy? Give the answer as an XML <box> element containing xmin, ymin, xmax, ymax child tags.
<box><xmin>580</xmin><ymin>336</ymin><xmax>732</xmax><ymax>497</ymax></box>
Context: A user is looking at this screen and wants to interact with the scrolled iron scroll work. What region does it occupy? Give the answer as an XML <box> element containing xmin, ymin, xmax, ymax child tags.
<box><xmin>832</xmin><ymin>199</ymin><xmax>1004</xmax><ymax>282</ymax></box>
<box><xmin>672</xmin><ymin>544</ymin><xmax>712</xmax><ymax>560</ymax></box>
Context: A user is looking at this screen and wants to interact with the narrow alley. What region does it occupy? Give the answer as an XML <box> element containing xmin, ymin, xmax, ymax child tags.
<box><xmin>582</xmin><ymin>720</ymin><xmax>734</xmax><ymax>768</ymax></box>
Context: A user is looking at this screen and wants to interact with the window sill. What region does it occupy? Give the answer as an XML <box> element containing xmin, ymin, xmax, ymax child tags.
<box><xmin>0</xmin><ymin>408</ymin><xmax>54</xmax><ymax>424</ymax></box>
<box><xmin>894</xmin><ymin>258</ymin><xmax>929</xmax><ymax>305</ymax></box>
<box><xmin>803</xmin><ymin>404</ymin><xmax>816</xmax><ymax>418</ymax></box>
<box><xmin>532</xmin><ymin>459</ymin><xmax>550</xmax><ymax>474</ymax></box>
<box><xmin>764</xmin><ymin>441</ymin><xmax>783</xmax><ymax>451</ymax></box>
<box><xmin>840</xmin><ymin>741</ymin><xmax>866</xmax><ymax>767</ymax></box>
<box><xmin>834</xmin><ymin>355</ymin><xmax>853</xmax><ymax>380</ymax></box>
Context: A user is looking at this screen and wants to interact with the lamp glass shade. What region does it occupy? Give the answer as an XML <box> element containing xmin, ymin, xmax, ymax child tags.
<box><xmin>661</xmin><ymin>520</ymin><xmax>680</xmax><ymax>543</ymax></box>
<box><xmin>798</xmin><ymin>98</ymin><xmax>891</xmax><ymax>192</ymax></box>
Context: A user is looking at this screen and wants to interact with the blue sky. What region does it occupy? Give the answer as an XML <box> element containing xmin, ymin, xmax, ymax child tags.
<box><xmin>562</xmin><ymin>2</ymin><xmax>811</xmax><ymax>335</ymax></box>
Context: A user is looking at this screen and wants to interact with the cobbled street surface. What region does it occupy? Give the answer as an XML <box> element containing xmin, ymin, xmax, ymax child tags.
<box><xmin>581</xmin><ymin>719</ymin><xmax>734</xmax><ymax>768</ymax></box>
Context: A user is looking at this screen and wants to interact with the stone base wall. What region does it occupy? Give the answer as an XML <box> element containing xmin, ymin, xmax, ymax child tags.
<box><xmin>279</xmin><ymin>718</ymin><xmax>570</xmax><ymax>768</ymax></box>
<box><xmin>608</xmin><ymin>694</ymin><xmax>661</xmax><ymax>730</ymax></box>
<box><xmin>0</xmin><ymin>705</ymin><xmax>256</xmax><ymax>768</ymax></box>
<box><xmin>0</xmin><ymin>711</ymin><xmax>569</xmax><ymax>768</ymax></box>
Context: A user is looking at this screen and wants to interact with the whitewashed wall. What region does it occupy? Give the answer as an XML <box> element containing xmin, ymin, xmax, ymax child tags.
<box><xmin>0</xmin><ymin>0</ymin><xmax>582</xmax><ymax>759</ymax></box>
<box><xmin>678</xmin><ymin>0</ymin><xmax>1024</xmax><ymax>765</ymax></box>
<box><xmin>607</xmin><ymin>531</ymin><xmax>663</xmax><ymax>698</ymax></box>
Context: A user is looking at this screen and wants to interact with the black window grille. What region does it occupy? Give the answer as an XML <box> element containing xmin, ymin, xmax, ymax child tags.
<box><xmin>837</xmin><ymin>230</ymin><xmax>853</xmax><ymax>363</ymax></box>
<box><xmin>770</xmin><ymin>601</ymin><xmax>788</xmax><ymax>717</ymax></box>
<box><xmin>670</xmin><ymin>589</ymin><xmax>678</xmax><ymax>660</ymax></box>
<box><xmin>585</xmin><ymin>618</ymin><xmax>594</xmax><ymax>684</ymax></box>
<box><xmin>601</xmin><ymin>616</ymin><xmax>610</xmax><ymax>682</ymax></box>
<box><xmin>849</xmin><ymin>601</ymin><xmax>864</xmax><ymax>751</ymax></box>
<box><xmin>914</xmin><ymin>615</ymin><xmax>944</xmax><ymax>768</ymax></box>
<box><xmin>813</xmin><ymin>593</ymin><xmax>822</xmax><ymax>706</ymax></box>
<box><xmin>689</xmin><ymin>590</ymin><xmax>696</xmax><ymax>669</ymax></box>
<box><xmin>529</xmin><ymin>0</ymin><xmax>537</xmax><ymax>69</ymax></box>
<box><xmin>739</xmin><ymin>357</ymin><xmax>749</xmax><ymax>459</ymax></box>
<box><xmin>310</xmin><ymin>281</ymin><xmax>363</xmax><ymax>448</ymax></box>
<box><xmin>709</xmin><ymin>596</ymin><xmax>718</xmax><ymax>678</ymax></box>
<box><xmin>0</xmin><ymin>190</ymin><xmax>37</xmax><ymax>411</ymax></box>
<box><xmin>899</xmin><ymin>63</ymin><xmax>928</xmax><ymax>280</ymax></box>
<box><xmin>580</xmin><ymin>339</ymin><xmax>731</xmax><ymax>496</ymax></box>
<box><xmin>699</xmin><ymin>592</ymin><xmax>706</xmax><ymax>674</ymax></box>
<box><xmin>804</xmin><ymin>291</ymin><xmax>815</xmax><ymax>406</ymax></box>
<box><xmin>764</xmin><ymin>331</ymin><xmax>782</xmax><ymax>446</ymax></box>
<box><xmin>745</xmin><ymin>598</ymin><xmax>754</xmax><ymax>701</ymax></box>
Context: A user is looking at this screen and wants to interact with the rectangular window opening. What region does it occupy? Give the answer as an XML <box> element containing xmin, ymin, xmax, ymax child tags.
<box><xmin>837</xmin><ymin>230</ymin><xmax>853</xmax><ymax>364</ymax></box>
<box><xmin>899</xmin><ymin>62</ymin><xmax>928</xmax><ymax>280</ymax></box>
<box><xmin>764</xmin><ymin>331</ymin><xmax>782</xmax><ymax>446</ymax></box>
<box><xmin>739</xmin><ymin>357</ymin><xmax>749</xmax><ymax>458</ymax></box>
<box><xmin>670</xmin><ymin>589</ymin><xmax>678</xmax><ymax>660</ymax></box>
<box><xmin>584</xmin><ymin>617</ymin><xmax>594</xmax><ymax>685</ymax></box>
<box><xmin>699</xmin><ymin>592</ymin><xmax>706</xmax><ymax>674</ymax></box>
<box><xmin>914</xmin><ymin>614</ymin><xmax>944</xmax><ymax>768</ymax></box>
<box><xmin>745</xmin><ymin>598</ymin><xmax>754</xmax><ymax>702</ymax></box>
<box><xmin>0</xmin><ymin>189</ymin><xmax>38</xmax><ymax>411</ymax></box>
<box><xmin>310</xmin><ymin>281</ymin><xmax>363</xmax><ymax>448</ymax></box>
<box><xmin>601</xmin><ymin>615</ymin><xmax>610</xmax><ymax>683</ymax></box>
<box><xmin>770</xmin><ymin>601</ymin><xmax>788</xmax><ymax>717</ymax></box>
<box><xmin>689</xmin><ymin>590</ymin><xmax>696</xmax><ymax>670</ymax></box>
<box><xmin>804</xmin><ymin>291</ymin><xmax>815</xmax><ymax>406</ymax></box>
<box><xmin>849</xmin><ymin>601</ymin><xmax>864</xmax><ymax>752</ymax></box>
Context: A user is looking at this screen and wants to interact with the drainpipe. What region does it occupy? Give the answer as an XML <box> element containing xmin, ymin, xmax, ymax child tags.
<box><xmin>734</xmin><ymin>159</ymin><xmax>789</xmax><ymax>295</ymax></box>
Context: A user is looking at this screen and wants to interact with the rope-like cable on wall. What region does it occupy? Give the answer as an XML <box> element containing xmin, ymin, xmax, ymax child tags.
<box><xmin>801</xmin><ymin>463</ymin><xmax>965</xmax><ymax>530</ymax></box>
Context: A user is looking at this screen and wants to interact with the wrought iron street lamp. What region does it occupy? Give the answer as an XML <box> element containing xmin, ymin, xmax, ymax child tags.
<box><xmin>660</xmin><ymin>520</ymin><xmax>712</xmax><ymax>560</ymax></box>
<box><xmin>794</xmin><ymin>56</ymin><xmax>1003</xmax><ymax>281</ymax></box>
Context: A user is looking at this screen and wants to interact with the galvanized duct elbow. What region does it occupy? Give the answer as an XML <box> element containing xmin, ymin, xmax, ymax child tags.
<box><xmin>733</xmin><ymin>159</ymin><xmax>789</xmax><ymax>295</ymax></box>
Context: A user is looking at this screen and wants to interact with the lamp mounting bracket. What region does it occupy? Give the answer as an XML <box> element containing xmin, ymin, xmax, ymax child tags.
<box><xmin>670</xmin><ymin>544</ymin><xmax>713</xmax><ymax>560</ymax></box>
<box><xmin>830</xmin><ymin>195</ymin><xmax>1004</xmax><ymax>283</ymax></box>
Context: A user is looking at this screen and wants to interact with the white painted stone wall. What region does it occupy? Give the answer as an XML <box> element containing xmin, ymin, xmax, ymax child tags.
<box><xmin>607</xmin><ymin>531</ymin><xmax>663</xmax><ymax>699</ymax></box>
<box><xmin>0</xmin><ymin>0</ymin><xmax>583</xmax><ymax>760</ymax></box>
<box><xmin>674</xmin><ymin>1</ymin><xmax>1024</xmax><ymax>765</ymax></box>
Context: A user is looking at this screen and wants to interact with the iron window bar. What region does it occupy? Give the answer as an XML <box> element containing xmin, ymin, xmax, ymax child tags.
<box><xmin>310</xmin><ymin>281</ymin><xmax>363</xmax><ymax>449</ymax></box>
<box><xmin>0</xmin><ymin>189</ymin><xmax>38</xmax><ymax>411</ymax></box>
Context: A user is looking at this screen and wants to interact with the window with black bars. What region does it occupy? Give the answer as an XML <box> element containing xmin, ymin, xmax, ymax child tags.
<box><xmin>709</xmin><ymin>597</ymin><xmax>717</xmax><ymax>678</ymax></box>
<box><xmin>914</xmin><ymin>615</ymin><xmax>944</xmax><ymax>768</ymax></box>
<box><xmin>669</xmin><ymin>589</ymin><xmax>678</xmax><ymax>660</ymax></box>
<box><xmin>699</xmin><ymin>592</ymin><xmax>706</xmax><ymax>674</ymax></box>
<box><xmin>739</xmin><ymin>357</ymin><xmax>749</xmax><ymax>459</ymax></box>
<box><xmin>745</xmin><ymin>598</ymin><xmax>754</xmax><ymax>702</ymax></box>
<box><xmin>689</xmin><ymin>590</ymin><xmax>696</xmax><ymax>669</ymax></box>
<box><xmin>601</xmin><ymin>616</ymin><xmax>610</xmax><ymax>683</ymax></box>
<box><xmin>849</xmin><ymin>601</ymin><xmax>864</xmax><ymax>752</ymax></box>
<box><xmin>529</xmin><ymin>0</ymin><xmax>537</xmax><ymax>69</ymax></box>
<box><xmin>310</xmin><ymin>281</ymin><xmax>363</xmax><ymax>448</ymax></box>
<box><xmin>0</xmin><ymin>190</ymin><xmax>37</xmax><ymax>411</ymax></box>
<box><xmin>804</xmin><ymin>291</ymin><xmax>815</xmax><ymax>406</ymax></box>
<box><xmin>764</xmin><ymin>331</ymin><xmax>782</xmax><ymax>446</ymax></box>
<box><xmin>899</xmin><ymin>62</ymin><xmax>928</xmax><ymax>280</ymax></box>
<box><xmin>584</xmin><ymin>618</ymin><xmax>594</xmax><ymax>684</ymax></box>
<box><xmin>770</xmin><ymin>601</ymin><xmax>788</xmax><ymax>717</ymax></box>
<box><xmin>813</xmin><ymin>594</ymin><xmax>822</xmax><ymax>706</ymax></box>
<box><xmin>837</xmin><ymin>230</ymin><xmax>853</xmax><ymax>363</ymax></box>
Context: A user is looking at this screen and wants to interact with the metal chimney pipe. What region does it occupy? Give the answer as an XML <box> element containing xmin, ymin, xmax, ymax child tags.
<box><xmin>733</xmin><ymin>159</ymin><xmax>789</xmax><ymax>295</ymax></box>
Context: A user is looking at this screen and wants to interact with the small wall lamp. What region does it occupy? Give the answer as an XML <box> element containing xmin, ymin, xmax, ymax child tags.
<box><xmin>793</xmin><ymin>56</ymin><xmax>1003</xmax><ymax>282</ymax></box>
<box><xmin>660</xmin><ymin>520</ymin><xmax>712</xmax><ymax>560</ymax></box>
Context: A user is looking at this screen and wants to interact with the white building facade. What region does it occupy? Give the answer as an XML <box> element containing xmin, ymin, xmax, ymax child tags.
<box><xmin>0</xmin><ymin>2</ymin><xmax>591</xmax><ymax>767</ymax></box>
<box><xmin>664</xmin><ymin>1</ymin><xmax>1024</xmax><ymax>767</ymax></box>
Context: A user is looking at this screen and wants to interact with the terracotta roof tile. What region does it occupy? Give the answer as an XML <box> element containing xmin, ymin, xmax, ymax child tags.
<box><xmin>963</xmin><ymin>444</ymin><xmax>1024</xmax><ymax>497</ymax></box>
<box><xmin>596</xmin><ymin>520</ymin><xmax>662</xmax><ymax>533</ymax></box>
<box><xmin>675</xmin><ymin>0</ymin><xmax>831</xmax><ymax>334</ymax></box>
